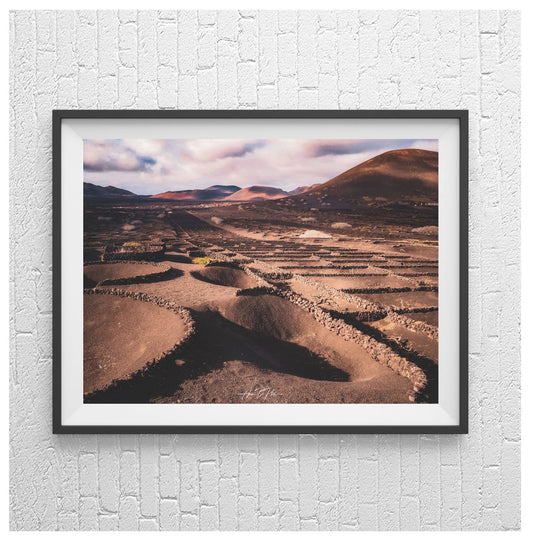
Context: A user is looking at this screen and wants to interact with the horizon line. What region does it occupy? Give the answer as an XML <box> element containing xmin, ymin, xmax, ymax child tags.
<box><xmin>84</xmin><ymin>147</ymin><xmax>438</xmax><ymax>197</ymax></box>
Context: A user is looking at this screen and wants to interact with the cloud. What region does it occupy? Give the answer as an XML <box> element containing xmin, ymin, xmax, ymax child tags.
<box><xmin>308</xmin><ymin>139</ymin><xmax>430</xmax><ymax>158</ymax></box>
<box><xmin>84</xmin><ymin>140</ymin><xmax>157</xmax><ymax>172</ymax></box>
<box><xmin>124</xmin><ymin>139</ymin><xmax>167</xmax><ymax>156</ymax></box>
<box><xmin>140</xmin><ymin>156</ymin><xmax>157</xmax><ymax>166</ymax></box>
<box><xmin>183</xmin><ymin>140</ymin><xmax>265</xmax><ymax>161</ymax></box>
<box><xmin>312</xmin><ymin>142</ymin><xmax>366</xmax><ymax>157</ymax></box>
<box><xmin>222</xmin><ymin>141</ymin><xmax>266</xmax><ymax>158</ymax></box>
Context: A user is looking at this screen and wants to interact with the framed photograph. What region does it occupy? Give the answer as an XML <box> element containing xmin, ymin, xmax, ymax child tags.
<box><xmin>53</xmin><ymin>110</ymin><xmax>468</xmax><ymax>434</ymax></box>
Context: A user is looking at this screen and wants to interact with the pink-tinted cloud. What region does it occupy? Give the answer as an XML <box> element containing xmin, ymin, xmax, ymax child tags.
<box><xmin>84</xmin><ymin>140</ymin><xmax>156</xmax><ymax>172</ymax></box>
<box><xmin>182</xmin><ymin>140</ymin><xmax>265</xmax><ymax>161</ymax></box>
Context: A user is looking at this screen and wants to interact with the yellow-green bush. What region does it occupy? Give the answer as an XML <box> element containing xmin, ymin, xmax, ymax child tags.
<box><xmin>191</xmin><ymin>257</ymin><xmax>213</xmax><ymax>265</ymax></box>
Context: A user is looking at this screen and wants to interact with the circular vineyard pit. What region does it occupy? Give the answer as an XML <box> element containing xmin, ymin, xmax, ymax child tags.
<box><xmin>194</xmin><ymin>266</ymin><xmax>257</xmax><ymax>288</ymax></box>
<box><xmin>84</xmin><ymin>262</ymin><xmax>167</xmax><ymax>287</ymax></box>
<box><xmin>84</xmin><ymin>293</ymin><xmax>188</xmax><ymax>394</ymax></box>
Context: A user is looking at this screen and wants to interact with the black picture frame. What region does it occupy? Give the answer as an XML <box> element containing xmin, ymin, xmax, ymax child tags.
<box><xmin>53</xmin><ymin>109</ymin><xmax>468</xmax><ymax>434</ymax></box>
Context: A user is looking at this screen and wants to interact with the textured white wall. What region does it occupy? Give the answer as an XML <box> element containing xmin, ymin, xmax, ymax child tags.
<box><xmin>9</xmin><ymin>10</ymin><xmax>520</xmax><ymax>531</ymax></box>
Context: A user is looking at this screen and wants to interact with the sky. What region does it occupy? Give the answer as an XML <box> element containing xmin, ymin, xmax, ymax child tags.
<box><xmin>83</xmin><ymin>138</ymin><xmax>438</xmax><ymax>195</ymax></box>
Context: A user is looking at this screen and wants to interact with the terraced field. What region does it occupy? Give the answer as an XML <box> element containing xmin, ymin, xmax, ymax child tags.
<box><xmin>83</xmin><ymin>203</ymin><xmax>438</xmax><ymax>405</ymax></box>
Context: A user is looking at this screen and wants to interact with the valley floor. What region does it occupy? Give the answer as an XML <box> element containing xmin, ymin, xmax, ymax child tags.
<box><xmin>83</xmin><ymin>201</ymin><xmax>438</xmax><ymax>404</ymax></box>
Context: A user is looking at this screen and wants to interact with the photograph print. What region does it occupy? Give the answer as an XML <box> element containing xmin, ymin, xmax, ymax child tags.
<box><xmin>82</xmin><ymin>136</ymin><xmax>439</xmax><ymax>406</ymax></box>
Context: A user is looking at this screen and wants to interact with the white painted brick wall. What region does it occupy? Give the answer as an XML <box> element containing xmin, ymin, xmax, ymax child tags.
<box><xmin>9</xmin><ymin>10</ymin><xmax>520</xmax><ymax>531</ymax></box>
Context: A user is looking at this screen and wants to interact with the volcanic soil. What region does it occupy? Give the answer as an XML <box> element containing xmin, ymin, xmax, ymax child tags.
<box><xmin>83</xmin><ymin>293</ymin><xmax>188</xmax><ymax>394</ymax></box>
<box><xmin>83</xmin><ymin>148</ymin><xmax>439</xmax><ymax>404</ymax></box>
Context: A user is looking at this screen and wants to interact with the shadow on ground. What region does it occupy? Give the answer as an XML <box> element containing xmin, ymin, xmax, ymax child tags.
<box><xmin>330</xmin><ymin>310</ymin><xmax>438</xmax><ymax>403</ymax></box>
<box><xmin>84</xmin><ymin>309</ymin><xmax>350</xmax><ymax>404</ymax></box>
<box><xmin>84</xmin><ymin>267</ymin><xmax>184</xmax><ymax>289</ymax></box>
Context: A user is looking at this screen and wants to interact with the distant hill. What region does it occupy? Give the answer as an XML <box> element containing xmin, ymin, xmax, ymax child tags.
<box><xmin>288</xmin><ymin>184</ymin><xmax>321</xmax><ymax>196</ymax></box>
<box><xmin>305</xmin><ymin>149</ymin><xmax>438</xmax><ymax>203</ymax></box>
<box><xmin>84</xmin><ymin>182</ymin><xmax>138</xmax><ymax>198</ymax></box>
<box><xmin>151</xmin><ymin>185</ymin><xmax>241</xmax><ymax>201</ymax></box>
<box><xmin>204</xmin><ymin>185</ymin><xmax>241</xmax><ymax>195</ymax></box>
<box><xmin>225</xmin><ymin>185</ymin><xmax>288</xmax><ymax>202</ymax></box>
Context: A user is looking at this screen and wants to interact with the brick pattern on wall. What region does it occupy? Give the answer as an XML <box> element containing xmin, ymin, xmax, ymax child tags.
<box><xmin>9</xmin><ymin>10</ymin><xmax>520</xmax><ymax>531</ymax></box>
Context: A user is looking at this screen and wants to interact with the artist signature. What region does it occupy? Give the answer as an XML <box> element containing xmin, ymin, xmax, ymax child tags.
<box><xmin>237</xmin><ymin>386</ymin><xmax>282</xmax><ymax>401</ymax></box>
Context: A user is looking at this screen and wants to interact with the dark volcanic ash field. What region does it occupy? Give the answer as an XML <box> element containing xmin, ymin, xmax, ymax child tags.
<box><xmin>82</xmin><ymin>149</ymin><xmax>439</xmax><ymax>404</ymax></box>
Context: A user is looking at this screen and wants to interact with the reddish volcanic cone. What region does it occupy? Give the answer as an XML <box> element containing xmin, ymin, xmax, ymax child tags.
<box><xmin>225</xmin><ymin>185</ymin><xmax>288</xmax><ymax>202</ymax></box>
<box><xmin>306</xmin><ymin>149</ymin><xmax>438</xmax><ymax>203</ymax></box>
<box><xmin>150</xmin><ymin>185</ymin><xmax>240</xmax><ymax>201</ymax></box>
<box><xmin>288</xmin><ymin>183</ymin><xmax>321</xmax><ymax>196</ymax></box>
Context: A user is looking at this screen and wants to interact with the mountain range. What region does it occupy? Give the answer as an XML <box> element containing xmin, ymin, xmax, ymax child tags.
<box><xmin>83</xmin><ymin>183</ymin><xmax>138</xmax><ymax>198</ymax></box>
<box><xmin>84</xmin><ymin>148</ymin><xmax>438</xmax><ymax>204</ymax></box>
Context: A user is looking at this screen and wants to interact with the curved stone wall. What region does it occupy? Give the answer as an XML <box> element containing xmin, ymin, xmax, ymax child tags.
<box><xmin>83</xmin><ymin>287</ymin><xmax>196</xmax><ymax>399</ymax></box>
